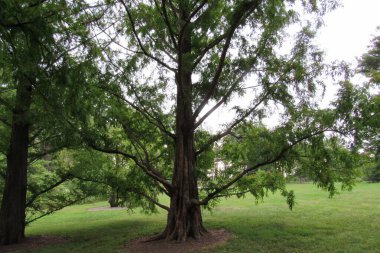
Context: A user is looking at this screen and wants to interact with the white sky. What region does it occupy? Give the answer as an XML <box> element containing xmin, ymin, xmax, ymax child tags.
<box><xmin>316</xmin><ymin>0</ymin><xmax>380</xmax><ymax>63</ymax></box>
<box><xmin>203</xmin><ymin>0</ymin><xmax>380</xmax><ymax>132</ymax></box>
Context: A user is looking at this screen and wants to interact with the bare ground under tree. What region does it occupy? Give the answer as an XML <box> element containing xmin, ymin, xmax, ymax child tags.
<box><xmin>0</xmin><ymin>235</ymin><xmax>69</xmax><ymax>253</ymax></box>
<box><xmin>124</xmin><ymin>229</ymin><xmax>232</xmax><ymax>253</ymax></box>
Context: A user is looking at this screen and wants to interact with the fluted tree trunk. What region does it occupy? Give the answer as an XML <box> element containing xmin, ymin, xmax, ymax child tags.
<box><xmin>0</xmin><ymin>78</ymin><xmax>32</xmax><ymax>245</ymax></box>
<box><xmin>160</xmin><ymin>6</ymin><xmax>206</xmax><ymax>241</ymax></box>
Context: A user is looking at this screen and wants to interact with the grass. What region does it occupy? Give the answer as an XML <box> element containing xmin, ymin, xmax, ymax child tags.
<box><xmin>25</xmin><ymin>183</ymin><xmax>380</xmax><ymax>253</ymax></box>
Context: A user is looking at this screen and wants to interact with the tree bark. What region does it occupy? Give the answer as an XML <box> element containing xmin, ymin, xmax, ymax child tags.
<box><xmin>161</xmin><ymin>6</ymin><xmax>206</xmax><ymax>241</ymax></box>
<box><xmin>0</xmin><ymin>77</ymin><xmax>32</xmax><ymax>245</ymax></box>
<box><xmin>163</xmin><ymin>81</ymin><xmax>207</xmax><ymax>240</ymax></box>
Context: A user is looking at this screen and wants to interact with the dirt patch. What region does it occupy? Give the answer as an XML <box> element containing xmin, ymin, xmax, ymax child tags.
<box><xmin>0</xmin><ymin>235</ymin><xmax>69</xmax><ymax>253</ymax></box>
<box><xmin>87</xmin><ymin>206</ymin><xmax>127</xmax><ymax>211</ymax></box>
<box><xmin>125</xmin><ymin>229</ymin><xmax>232</xmax><ymax>253</ymax></box>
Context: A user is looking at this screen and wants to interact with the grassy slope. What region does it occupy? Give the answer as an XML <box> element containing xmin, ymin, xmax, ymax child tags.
<box><xmin>26</xmin><ymin>183</ymin><xmax>380</xmax><ymax>253</ymax></box>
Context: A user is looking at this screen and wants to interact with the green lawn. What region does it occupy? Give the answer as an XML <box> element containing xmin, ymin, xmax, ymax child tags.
<box><xmin>25</xmin><ymin>183</ymin><xmax>380</xmax><ymax>253</ymax></box>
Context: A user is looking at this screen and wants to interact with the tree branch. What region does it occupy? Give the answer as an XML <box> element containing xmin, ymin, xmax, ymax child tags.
<box><xmin>118</xmin><ymin>0</ymin><xmax>176</xmax><ymax>72</ymax></box>
<box><xmin>192</xmin><ymin>0</ymin><xmax>261</xmax><ymax>120</ymax></box>
<box><xmin>128</xmin><ymin>188</ymin><xmax>169</xmax><ymax>211</ymax></box>
<box><xmin>161</xmin><ymin>0</ymin><xmax>178</xmax><ymax>48</ymax></box>
<box><xmin>74</xmin><ymin>175</ymin><xmax>169</xmax><ymax>211</ymax></box>
<box><xmin>25</xmin><ymin>196</ymin><xmax>87</xmax><ymax>225</ymax></box>
<box><xmin>0</xmin><ymin>116</ymin><xmax>11</xmax><ymax>127</ymax></box>
<box><xmin>195</xmin><ymin>129</ymin><xmax>338</xmax><ymax>206</ymax></box>
<box><xmin>0</xmin><ymin>96</ymin><xmax>14</xmax><ymax>112</ymax></box>
<box><xmin>196</xmin><ymin>93</ymin><xmax>269</xmax><ymax>156</ymax></box>
<box><xmin>88</xmin><ymin>143</ymin><xmax>172</xmax><ymax>193</ymax></box>
<box><xmin>99</xmin><ymin>85</ymin><xmax>176</xmax><ymax>140</ymax></box>
<box><xmin>26</xmin><ymin>174</ymin><xmax>73</xmax><ymax>207</ymax></box>
<box><xmin>191</xmin><ymin>32</ymin><xmax>228</xmax><ymax>70</ymax></box>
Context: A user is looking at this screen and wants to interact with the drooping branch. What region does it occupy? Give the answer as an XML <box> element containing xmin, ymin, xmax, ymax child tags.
<box><xmin>194</xmin><ymin>68</ymin><xmax>259</xmax><ymax>129</ymax></box>
<box><xmin>25</xmin><ymin>196</ymin><xmax>87</xmax><ymax>225</ymax></box>
<box><xmin>73</xmin><ymin>175</ymin><xmax>169</xmax><ymax>211</ymax></box>
<box><xmin>26</xmin><ymin>174</ymin><xmax>73</xmax><ymax>207</ymax></box>
<box><xmin>118</xmin><ymin>0</ymin><xmax>176</xmax><ymax>72</ymax></box>
<box><xmin>88</xmin><ymin>143</ymin><xmax>172</xmax><ymax>193</ymax></box>
<box><xmin>129</xmin><ymin>188</ymin><xmax>170</xmax><ymax>211</ymax></box>
<box><xmin>28</xmin><ymin>145</ymin><xmax>68</xmax><ymax>165</ymax></box>
<box><xmin>28</xmin><ymin>133</ymin><xmax>64</xmax><ymax>148</ymax></box>
<box><xmin>99</xmin><ymin>85</ymin><xmax>175</xmax><ymax>140</ymax></box>
<box><xmin>196</xmin><ymin>93</ymin><xmax>269</xmax><ymax>156</ymax></box>
<box><xmin>195</xmin><ymin>129</ymin><xmax>340</xmax><ymax>206</ymax></box>
<box><xmin>31</xmin><ymin>72</ymin><xmax>175</xmax><ymax>196</ymax></box>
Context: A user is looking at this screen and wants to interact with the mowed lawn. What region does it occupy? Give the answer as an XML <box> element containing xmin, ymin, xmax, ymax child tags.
<box><xmin>25</xmin><ymin>183</ymin><xmax>380</xmax><ymax>253</ymax></box>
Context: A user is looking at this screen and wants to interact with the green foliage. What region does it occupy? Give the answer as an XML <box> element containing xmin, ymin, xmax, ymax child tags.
<box><xmin>218</xmin><ymin>121</ymin><xmax>358</xmax><ymax>208</ymax></box>
<box><xmin>333</xmin><ymin>32</ymin><xmax>380</xmax><ymax>182</ymax></box>
<box><xmin>73</xmin><ymin>0</ymin><xmax>369</xmax><ymax>214</ymax></box>
<box><xmin>0</xmin><ymin>0</ymin><xmax>110</xmax><ymax>226</ymax></box>
<box><xmin>359</xmin><ymin>31</ymin><xmax>380</xmax><ymax>84</ymax></box>
<box><xmin>1</xmin><ymin>0</ymin><xmax>373</xmax><ymax>222</ymax></box>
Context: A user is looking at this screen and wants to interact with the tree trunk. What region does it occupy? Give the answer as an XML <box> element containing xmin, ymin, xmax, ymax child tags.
<box><xmin>0</xmin><ymin>77</ymin><xmax>32</xmax><ymax>245</ymax></box>
<box><xmin>163</xmin><ymin>111</ymin><xmax>207</xmax><ymax>240</ymax></box>
<box><xmin>161</xmin><ymin>8</ymin><xmax>206</xmax><ymax>240</ymax></box>
<box><xmin>109</xmin><ymin>189</ymin><xmax>120</xmax><ymax>207</ymax></box>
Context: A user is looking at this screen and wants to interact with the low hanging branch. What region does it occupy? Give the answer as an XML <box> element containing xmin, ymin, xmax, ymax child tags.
<box><xmin>195</xmin><ymin>129</ymin><xmax>338</xmax><ymax>206</ymax></box>
<box><xmin>25</xmin><ymin>196</ymin><xmax>88</xmax><ymax>225</ymax></box>
<box><xmin>88</xmin><ymin>143</ymin><xmax>173</xmax><ymax>193</ymax></box>
<box><xmin>73</xmin><ymin>175</ymin><xmax>169</xmax><ymax>211</ymax></box>
<box><xmin>26</xmin><ymin>173</ymin><xmax>74</xmax><ymax>207</ymax></box>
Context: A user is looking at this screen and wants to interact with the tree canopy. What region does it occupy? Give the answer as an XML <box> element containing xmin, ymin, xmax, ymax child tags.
<box><xmin>69</xmin><ymin>0</ymin><xmax>361</xmax><ymax>241</ymax></box>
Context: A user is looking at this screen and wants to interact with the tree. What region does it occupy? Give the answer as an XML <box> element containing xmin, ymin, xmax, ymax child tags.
<box><xmin>0</xmin><ymin>0</ymin><xmax>101</xmax><ymax>244</ymax></box>
<box><xmin>78</xmin><ymin>0</ymin><xmax>359</xmax><ymax>242</ymax></box>
<box><xmin>359</xmin><ymin>31</ymin><xmax>380</xmax><ymax>84</ymax></box>
<box><xmin>354</xmin><ymin>32</ymin><xmax>380</xmax><ymax>181</ymax></box>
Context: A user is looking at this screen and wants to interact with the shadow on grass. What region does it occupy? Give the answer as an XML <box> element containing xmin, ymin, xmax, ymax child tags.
<box><xmin>204</xmin><ymin>215</ymin><xmax>370</xmax><ymax>253</ymax></box>
<box><xmin>26</xmin><ymin>218</ymin><xmax>166</xmax><ymax>253</ymax></box>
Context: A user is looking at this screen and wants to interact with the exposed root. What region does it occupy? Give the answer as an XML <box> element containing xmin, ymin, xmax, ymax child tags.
<box><xmin>125</xmin><ymin>229</ymin><xmax>232</xmax><ymax>253</ymax></box>
<box><xmin>143</xmin><ymin>232</ymin><xmax>166</xmax><ymax>242</ymax></box>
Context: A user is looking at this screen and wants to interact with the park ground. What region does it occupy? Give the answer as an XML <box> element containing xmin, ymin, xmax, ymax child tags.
<box><xmin>5</xmin><ymin>183</ymin><xmax>380</xmax><ymax>252</ymax></box>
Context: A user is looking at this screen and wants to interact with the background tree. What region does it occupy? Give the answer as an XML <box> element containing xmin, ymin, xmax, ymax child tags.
<box><xmin>0</xmin><ymin>0</ymin><xmax>103</xmax><ymax>244</ymax></box>
<box><xmin>349</xmin><ymin>32</ymin><xmax>380</xmax><ymax>182</ymax></box>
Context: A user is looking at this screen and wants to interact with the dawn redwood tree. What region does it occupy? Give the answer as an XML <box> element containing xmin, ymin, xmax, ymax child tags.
<box><xmin>84</xmin><ymin>0</ymin><xmax>357</xmax><ymax>241</ymax></box>
<box><xmin>0</xmin><ymin>0</ymin><xmax>102</xmax><ymax>244</ymax></box>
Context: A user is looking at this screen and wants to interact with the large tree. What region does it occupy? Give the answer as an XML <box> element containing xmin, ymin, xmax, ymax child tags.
<box><xmin>80</xmin><ymin>0</ymin><xmax>359</xmax><ymax>242</ymax></box>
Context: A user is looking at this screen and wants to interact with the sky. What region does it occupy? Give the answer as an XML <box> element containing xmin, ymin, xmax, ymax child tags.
<box><xmin>316</xmin><ymin>0</ymin><xmax>380</xmax><ymax>63</ymax></box>
<box><xmin>203</xmin><ymin>0</ymin><xmax>380</xmax><ymax>132</ymax></box>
